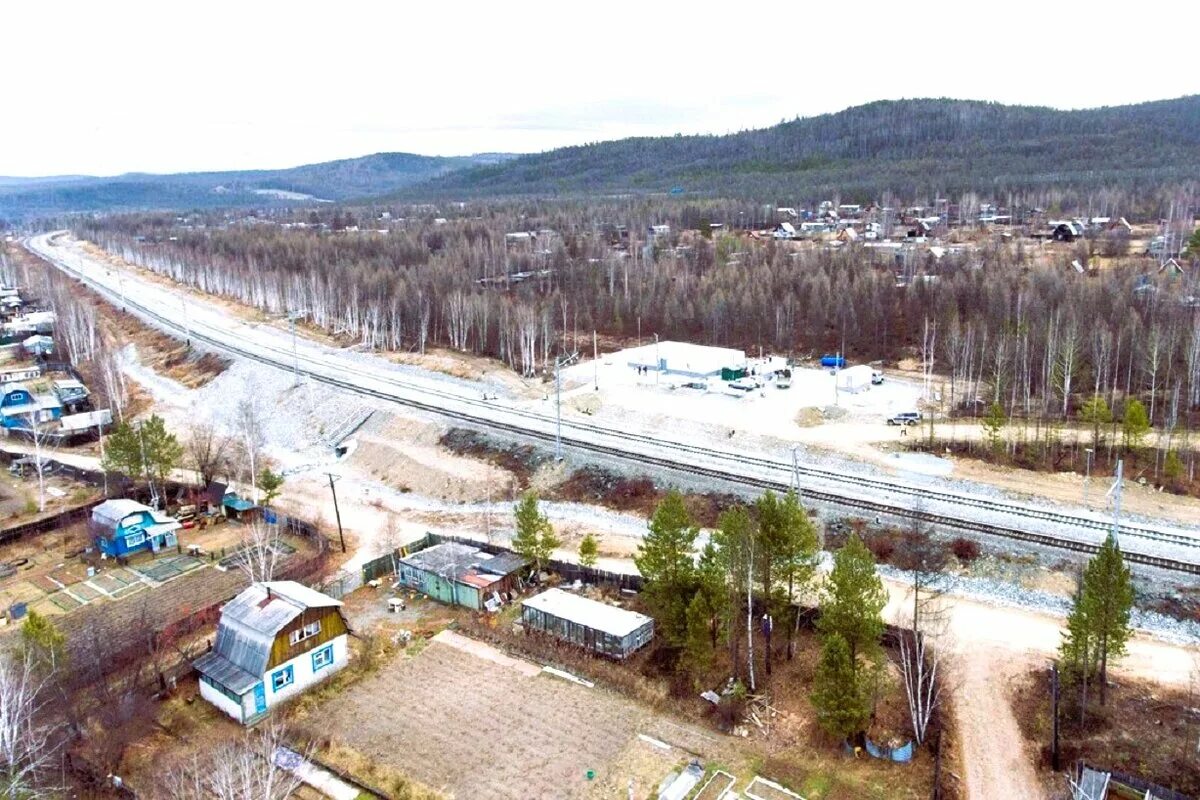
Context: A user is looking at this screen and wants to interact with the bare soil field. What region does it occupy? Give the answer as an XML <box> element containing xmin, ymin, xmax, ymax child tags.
<box><xmin>314</xmin><ymin>633</ymin><xmax>725</xmax><ymax>799</ymax></box>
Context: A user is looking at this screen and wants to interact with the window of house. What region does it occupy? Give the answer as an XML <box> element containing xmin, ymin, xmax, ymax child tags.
<box><xmin>311</xmin><ymin>644</ymin><xmax>334</xmax><ymax>672</ymax></box>
<box><xmin>125</xmin><ymin>531</ymin><xmax>146</xmax><ymax>547</ymax></box>
<box><xmin>288</xmin><ymin>620</ymin><xmax>321</xmax><ymax>646</ymax></box>
<box><xmin>271</xmin><ymin>665</ymin><xmax>294</xmax><ymax>692</ymax></box>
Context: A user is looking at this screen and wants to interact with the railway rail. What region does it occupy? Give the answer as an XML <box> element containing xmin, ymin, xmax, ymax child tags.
<box><xmin>28</xmin><ymin>233</ymin><xmax>1200</xmax><ymax>575</ymax></box>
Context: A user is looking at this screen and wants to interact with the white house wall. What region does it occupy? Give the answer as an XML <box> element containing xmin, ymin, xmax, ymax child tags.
<box><xmin>262</xmin><ymin>633</ymin><xmax>349</xmax><ymax>710</ymax></box>
<box><xmin>199</xmin><ymin>677</ymin><xmax>245</xmax><ymax>722</ymax></box>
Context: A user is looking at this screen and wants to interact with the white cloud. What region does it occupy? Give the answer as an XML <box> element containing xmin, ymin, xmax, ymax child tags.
<box><xmin>3</xmin><ymin>0</ymin><xmax>1196</xmax><ymax>176</ymax></box>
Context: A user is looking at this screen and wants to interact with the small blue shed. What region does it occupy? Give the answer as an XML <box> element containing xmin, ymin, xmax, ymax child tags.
<box><xmin>89</xmin><ymin>499</ymin><xmax>181</xmax><ymax>558</ymax></box>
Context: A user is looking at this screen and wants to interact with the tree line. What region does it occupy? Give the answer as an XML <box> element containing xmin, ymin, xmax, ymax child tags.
<box><xmin>80</xmin><ymin>203</ymin><xmax>1200</xmax><ymax>440</ymax></box>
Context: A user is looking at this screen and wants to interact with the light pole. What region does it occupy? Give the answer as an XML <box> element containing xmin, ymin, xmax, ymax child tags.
<box><xmin>654</xmin><ymin>333</ymin><xmax>660</xmax><ymax>386</ymax></box>
<box><xmin>553</xmin><ymin>352</ymin><xmax>578</xmax><ymax>461</ymax></box>
<box><xmin>1083</xmin><ymin>448</ymin><xmax>1094</xmax><ymax>505</ymax></box>
<box><xmin>181</xmin><ymin>296</ymin><xmax>191</xmax><ymax>348</ymax></box>
<box><xmin>288</xmin><ymin>309</ymin><xmax>309</xmax><ymax>387</ymax></box>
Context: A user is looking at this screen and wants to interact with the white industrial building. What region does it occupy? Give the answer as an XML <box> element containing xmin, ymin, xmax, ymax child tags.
<box><xmin>624</xmin><ymin>341</ymin><xmax>746</xmax><ymax>379</ymax></box>
<box><xmin>836</xmin><ymin>364</ymin><xmax>874</xmax><ymax>394</ymax></box>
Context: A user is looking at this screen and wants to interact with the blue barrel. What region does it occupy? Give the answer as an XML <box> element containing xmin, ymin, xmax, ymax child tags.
<box><xmin>9</xmin><ymin>602</ymin><xmax>26</xmax><ymax>620</ymax></box>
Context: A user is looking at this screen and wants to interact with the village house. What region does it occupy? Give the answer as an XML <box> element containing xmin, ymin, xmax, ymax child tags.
<box><xmin>396</xmin><ymin>542</ymin><xmax>526</xmax><ymax>611</ymax></box>
<box><xmin>194</xmin><ymin>581</ymin><xmax>351</xmax><ymax>725</ymax></box>
<box><xmin>0</xmin><ymin>382</ymin><xmax>62</xmax><ymax>428</ymax></box>
<box><xmin>89</xmin><ymin>499</ymin><xmax>182</xmax><ymax>558</ymax></box>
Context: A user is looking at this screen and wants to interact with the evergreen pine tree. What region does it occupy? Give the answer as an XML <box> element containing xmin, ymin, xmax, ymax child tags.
<box><xmin>817</xmin><ymin>533</ymin><xmax>887</xmax><ymax>673</ymax></box>
<box><xmin>512</xmin><ymin>492</ymin><xmax>558</xmax><ymax>575</ymax></box>
<box><xmin>811</xmin><ymin>632</ymin><xmax>870</xmax><ymax>741</ymax></box>
<box><xmin>635</xmin><ymin>491</ymin><xmax>699</xmax><ymax>646</ymax></box>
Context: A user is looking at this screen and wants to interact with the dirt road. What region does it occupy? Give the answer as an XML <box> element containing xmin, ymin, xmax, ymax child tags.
<box><xmin>885</xmin><ymin>580</ymin><xmax>1197</xmax><ymax>800</ymax></box>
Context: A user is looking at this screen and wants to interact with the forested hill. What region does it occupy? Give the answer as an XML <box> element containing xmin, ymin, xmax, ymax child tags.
<box><xmin>0</xmin><ymin>152</ymin><xmax>515</xmax><ymax>220</ymax></box>
<box><xmin>398</xmin><ymin>96</ymin><xmax>1200</xmax><ymax>201</ymax></box>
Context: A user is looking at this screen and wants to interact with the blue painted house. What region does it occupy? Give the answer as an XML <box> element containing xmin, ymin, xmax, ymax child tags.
<box><xmin>89</xmin><ymin>499</ymin><xmax>181</xmax><ymax>558</ymax></box>
<box><xmin>0</xmin><ymin>382</ymin><xmax>62</xmax><ymax>429</ymax></box>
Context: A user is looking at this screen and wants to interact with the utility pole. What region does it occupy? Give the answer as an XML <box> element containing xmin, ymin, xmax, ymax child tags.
<box><xmin>326</xmin><ymin>473</ymin><xmax>346</xmax><ymax>553</ymax></box>
<box><xmin>181</xmin><ymin>296</ymin><xmax>191</xmax><ymax>348</ymax></box>
<box><xmin>1050</xmin><ymin>663</ymin><xmax>1061</xmax><ymax>771</ymax></box>
<box><xmin>593</xmin><ymin>330</ymin><xmax>598</xmax><ymax>391</ymax></box>
<box><xmin>288</xmin><ymin>310</ymin><xmax>309</xmax><ymax>388</ymax></box>
<box><xmin>1083</xmin><ymin>448</ymin><xmax>1093</xmax><ymax>506</ymax></box>
<box><xmin>1108</xmin><ymin>459</ymin><xmax>1123</xmax><ymax>547</ymax></box>
<box><xmin>553</xmin><ymin>352</ymin><xmax>579</xmax><ymax>461</ymax></box>
<box><xmin>654</xmin><ymin>333</ymin><xmax>660</xmax><ymax>386</ymax></box>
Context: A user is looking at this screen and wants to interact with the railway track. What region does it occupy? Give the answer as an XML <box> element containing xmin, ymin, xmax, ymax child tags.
<box><xmin>29</xmin><ymin>234</ymin><xmax>1200</xmax><ymax>575</ymax></box>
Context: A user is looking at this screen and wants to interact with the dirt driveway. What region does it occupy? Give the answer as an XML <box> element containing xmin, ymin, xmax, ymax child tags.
<box><xmin>315</xmin><ymin>631</ymin><xmax>726</xmax><ymax>799</ymax></box>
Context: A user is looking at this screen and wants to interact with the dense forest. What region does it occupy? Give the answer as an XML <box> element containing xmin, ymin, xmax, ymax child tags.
<box><xmin>0</xmin><ymin>152</ymin><xmax>514</xmax><ymax>220</ymax></box>
<box><xmin>79</xmin><ymin>199</ymin><xmax>1200</xmax><ymax>442</ymax></box>
<box><xmin>401</xmin><ymin>97</ymin><xmax>1200</xmax><ymax>211</ymax></box>
<box><xmin>7</xmin><ymin>97</ymin><xmax>1200</xmax><ymax>222</ymax></box>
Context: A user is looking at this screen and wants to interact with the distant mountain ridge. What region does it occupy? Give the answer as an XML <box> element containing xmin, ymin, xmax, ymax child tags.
<box><xmin>395</xmin><ymin>95</ymin><xmax>1200</xmax><ymax>201</ymax></box>
<box><xmin>0</xmin><ymin>152</ymin><xmax>517</xmax><ymax>219</ymax></box>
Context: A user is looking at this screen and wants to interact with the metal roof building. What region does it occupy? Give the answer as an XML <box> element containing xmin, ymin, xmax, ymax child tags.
<box><xmin>194</xmin><ymin>581</ymin><xmax>349</xmax><ymax>724</ymax></box>
<box><xmin>397</xmin><ymin>542</ymin><xmax>526</xmax><ymax>611</ymax></box>
<box><xmin>521</xmin><ymin>588</ymin><xmax>654</xmax><ymax>659</ymax></box>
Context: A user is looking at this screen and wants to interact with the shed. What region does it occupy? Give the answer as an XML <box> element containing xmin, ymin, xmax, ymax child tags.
<box><xmin>836</xmin><ymin>364</ymin><xmax>874</xmax><ymax>394</ymax></box>
<box><xmin>521</xmin><ymin>588</ymin><xmax>654</xmax><ymax>659</ymax></box>
<box><xmin>396</xmin><ymin>542</ymin><xmax>525</xmax><ymax>611</ymax></box>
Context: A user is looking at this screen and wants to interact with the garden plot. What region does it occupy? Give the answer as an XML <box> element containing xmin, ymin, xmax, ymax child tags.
<box><xmin>315</xmin><ymin>633</ymin><xmax>728</xmax><ymax>800</ymax></box>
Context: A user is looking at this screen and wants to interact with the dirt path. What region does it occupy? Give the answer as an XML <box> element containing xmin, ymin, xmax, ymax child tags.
<box><xmin>883</xmin><ymin>580</ymin><xmax>1198</xmax><ymax>800</ymax></box>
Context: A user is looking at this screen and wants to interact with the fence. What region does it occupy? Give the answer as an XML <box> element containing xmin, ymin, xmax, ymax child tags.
<box><xmin>424</xmin><ymin>532</ymin><xmax>646</xmax><ymax>592</ymax></box>
<box><xmin>1077</xmin><ymin>762</ymin><xmax>1193</xmax><ymax>800</ymax></box>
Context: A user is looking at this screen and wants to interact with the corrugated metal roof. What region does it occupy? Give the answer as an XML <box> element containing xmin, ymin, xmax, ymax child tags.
<box><xmin>401</xmin><ymin>542</ymin><xmax>480</xmax><ymax>575</ymax></box>
<box><xmin>211</xmin><ymin>582</ymin><xmax>341</xmax><ymax>678</ymax></box>
<box><xmin>476</xmin><ymin>552</ymin><xmax>527</xmax><ymax>576</ymax></box>
<box><xmin>92</xmin><ymin>499</ymin><xmax>152</xmax><ymax>526</ymax></box>
<box><xmin>194</xmin><ymin>650</ymin><xmax>259</xmax><ymax>695</ymax></box>
<box><xmin>91</xmin><ymin>499</ymin><xmax>180</xmax><ymax>532</ymax></box>
<box><xmin>522</xmin><ymin>588</ymin><xmax>652</xmax><ymax>637</ymax></box>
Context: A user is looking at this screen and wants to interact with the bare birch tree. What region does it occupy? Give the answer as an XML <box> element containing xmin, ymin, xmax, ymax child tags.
<box><xmin>0</xmin><ymin>652</ymin><xmax>63</xmax><ymax>799</ymax></box>
<box><xmin>158</xmin><ymin>722</ymin><xmax>306</xmax><ymax>800</ymax></box>
<box><xmin>232</xmin><ymin>522</ymin><xmax>284</xmax><ymax>584</ymax></box>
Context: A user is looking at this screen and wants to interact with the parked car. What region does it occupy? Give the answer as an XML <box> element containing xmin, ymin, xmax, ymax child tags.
<box><xmin>886</xmin><ymin>411</ymin><xmax>922</xmax><ymax>426</ymax></box>
<box><xmin>871</xmin><ymin>370</ymin><xmax>884</xmax><ymax>385</ymax></box>
<box><xmin>8</xmin><ymin>458</ymin><xmax>54</xmax><ymax>477</ymax></box>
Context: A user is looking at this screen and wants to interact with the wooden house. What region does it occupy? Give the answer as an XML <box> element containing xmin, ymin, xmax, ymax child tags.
<box><xmin>194</xmin><ymin>581</ymin><xmax>350</xmax><ymax>725</ymax></box>
<box><xmin>396</xmin><ymin>542</ymin><xmax>526</xmax><ymax>611</ymax></box>
<box><xmin>89</xmin><ymin>499</ymin><xmax>181</xmax><ymax>558</ymax></box>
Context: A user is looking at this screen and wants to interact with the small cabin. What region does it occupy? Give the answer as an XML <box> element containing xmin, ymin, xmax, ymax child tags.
<box><xmin>194</xmin><ymin>582</ymin><xmax>350</xmax><ymax>725</ymax></box>
<box><xmin>89</xmin><ymin>499</ymin><xmax>181</xmax><ymax>558</ymax></box>
<box><xmin>0</xmin><ymin>382</ymin><xmax>61</xmax><ymax>427</ymax></box>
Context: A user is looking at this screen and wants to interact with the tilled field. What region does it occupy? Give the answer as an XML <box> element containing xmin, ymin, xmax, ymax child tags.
<box><xmin>316</xmin><ymin>635</ymin><xmax>726</xmax><ymax>799</ymax></box>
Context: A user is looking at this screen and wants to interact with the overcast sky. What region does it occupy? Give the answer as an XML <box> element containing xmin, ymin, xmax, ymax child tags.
<box><xmin>4</xmin><ymin>0</ymin><xmax>1197</xmax><ymax>177</ymax></box>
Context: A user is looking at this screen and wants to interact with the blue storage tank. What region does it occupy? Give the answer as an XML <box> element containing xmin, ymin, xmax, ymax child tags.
<box><xmin>820</xmin><ymin>355</ymin><xmax>846</xmax><ymax>368</ymax></box>
<box><xmin>9</xmin><ymin>602</ymin><xmax>27</xmax><ymax>620</ymax></box>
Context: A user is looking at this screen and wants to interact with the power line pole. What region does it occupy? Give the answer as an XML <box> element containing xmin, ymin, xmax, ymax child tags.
<box><xmin>326</xmin><ymin>473</ymin><xmax>346</xmax><ymax>553</ymax></box>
